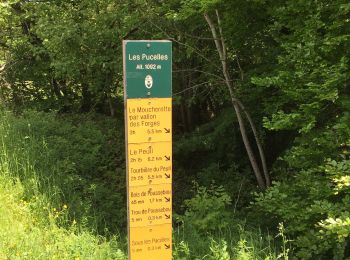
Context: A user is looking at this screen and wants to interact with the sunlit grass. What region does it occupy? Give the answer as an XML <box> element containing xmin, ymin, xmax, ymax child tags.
<box><xmin>0</xmin><ymin>180</ymin><xmax>126</xmax><ymax>259</ymax></box>
<box><xmin>0</xmin><ymin>111</ymin><xmax>126</xmax><ymax>259</ymax></box>
<box><xmin>0</xmin><ymin>110</ymin><xmax>289</xmax><ymax>259</ymax></box>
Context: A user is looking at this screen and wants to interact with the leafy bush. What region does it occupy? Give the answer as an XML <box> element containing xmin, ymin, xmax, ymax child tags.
<box><xmin>0</xmin><ymin>112</ymin><xmax>126</xmax><ymax>259</ymax></box>
<box><xmin>0</xmin><ymin>174</ymin><xmax>126</xmax><ymax>259</ymax></box>
<box><xmin>178</xmin><ymin>182</ymin><xmax>232</xmax><ymax>232</ymax></box>
<box><xmin>209</xmin><ymin>239</ymin><xmax>230</xmax><ymax>260</ymax></box>
<box><xmin>0</xmin><ymin>110</ymin><xmax>126</xmax><ymax>234</ymax></box>
<box><xmin>253</xmin><ymin>113</ymin><xmax>350</xmax><ymax>259</ymax></box>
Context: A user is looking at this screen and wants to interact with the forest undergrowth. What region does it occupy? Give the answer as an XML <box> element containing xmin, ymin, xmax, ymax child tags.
<box><xmin>0</xmin><ymin>110</ymin><xmax>288</xmax><ymax>259</ymax></box>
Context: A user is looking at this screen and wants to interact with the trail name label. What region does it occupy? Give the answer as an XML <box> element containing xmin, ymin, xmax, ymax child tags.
<box><xmin>124</xmin><ymin>41</ymin><xmax>172</xmax><ymax>99</ymax></box>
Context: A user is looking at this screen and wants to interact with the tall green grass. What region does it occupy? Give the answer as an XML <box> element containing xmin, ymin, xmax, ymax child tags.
<box><xmin>0</xmin><ymin>110</ymin><xmax>289</xmax><ymax>259</ymax></box>
<box><xmin>173</xmin><ymin>215</ymin><xmax>290</xmax><ymax>259</ymax></box>
<box><xmin>0</xmin><ymin>178</ymin><xmax>125</xmax><ymax>259</ymax></box>
<box><xmin>0</xmin><ymin>111</ymin><xmax>126</xmax><ymax>259</ymax></box>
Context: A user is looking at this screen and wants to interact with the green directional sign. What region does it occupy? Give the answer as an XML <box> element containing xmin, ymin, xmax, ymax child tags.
<box><xmin>123</xmin><ymin>40</ymin><xmax>172</xmax><ymax>98</ymax></box>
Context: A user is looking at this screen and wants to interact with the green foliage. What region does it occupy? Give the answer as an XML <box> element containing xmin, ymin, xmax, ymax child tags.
<box><xmin>0</xmin><ymin>111</ymin><xmax>126</xmax><ymax>259</ymax></box>
<box><xmin>209</xmin><ymin>239</ymin><xmax>230</xmax><ymax>260</ymax></box>
<box><xmin>179</xmin><ymin>182</ymin><xmax>231</xmax><ymax>232</ymax></box>
<box><xmin>173</xmin><ymin>241</ymin><xmax>191</xmax><ymax>260</ymax></box>
<box><xmin>177</xmin><ymin>0</ymin><xmax>222</xmax><ymax>18</ymax></box>
<box><xmin>253</xmin><ymin>117</ymin><xmax>350</xmax><ymax>258</ymax></box>
<box><xmin>2</xmin><ymin>0</ymin><xmax>350</xmax><ymax>258</ymax></box>
<box><xmin>0</xmin><ymin>0</ymin><xmax>149</xmax><ymax>112</ymax></box>
<box><xmin>0</xmin><ymin>110</ymin><xmax>126</xmax><ymax>234</ymax></box>
<box><xmin>173</xmin><ymin>220</ymin><xmax>288</xmax><ymax>259</ymax></box>
<box><xmin>0</xmin><ymin>109</ymin><xmax>289</xmax><ymax>260</ymax></box>
<box><xmin>0</xmin><ymin>179</ymin><xmax>126</xmax><ymax>259</ymax></box>
<box><xmin>249</xmin><ymin>1</ymin><xmax>350</xmax><ymax>257</ymax></box>
<box><xmin>252</xmin><ymin>0</ymin><xmax>350</xmax><ymax>134</ymax></box>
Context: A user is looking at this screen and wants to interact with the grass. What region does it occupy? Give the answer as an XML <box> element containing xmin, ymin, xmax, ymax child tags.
<box><xmin>173</xmin><ymin>221</ymin><xmax>289</xmax><ymax>260</ymax></box>
<box><xmin>0</xmin><ymin>111</ymin><xmax>126</xmax><ymax>259</ymax></box>
<box><xmin>0</xmin><ymin>178</ymin><xmax>125</xmax><ymax>259</ymax></box>
<box><xmin>0</xmin><ymin>109</ymin><xmax>289</xmax><ymax>259</ymax></box>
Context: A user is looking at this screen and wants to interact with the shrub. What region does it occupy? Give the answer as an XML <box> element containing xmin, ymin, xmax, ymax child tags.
<box><xmin>0</xmin><ymin>110</ymin><xmax>126</xmax><ymax>234</ymax></box>
<box><xmin>253</xmin><ymin>114</ymin><xmax>350</xmax><ymax>259</ymax></box>
<box><xmin>178</xmin><ymin>182</ymin><xmax>232</xmax><ymax>232</ymax></box>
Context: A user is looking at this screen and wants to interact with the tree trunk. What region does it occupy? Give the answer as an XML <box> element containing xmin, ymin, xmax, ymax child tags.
<box><xmin>51</xmin><ymin>78</ymin><xmax>62</xmax><ymax>99</ymax></box>
<box><xmin>108</xmin><ymin>95</ymin><xmax>115</xmax><ymax>117</ymax></box>
<box><xmin>232</xmin><ymin>100</ymin><xmax>266</xmax><ymax>188</ymax></box>
<box><xmin>235</xmin><ymin>100</ymin><xmax>270</xmax><ymax>186</ymax></box>
<box><xmin>80</xmin><ymin>83</ymin><xmax>92</xmax><ymax>112</ymax></box>
<box><xmin>204</xmin><ymin>11</ymin><xmax>270</xmax><ymax>189</ymax></box>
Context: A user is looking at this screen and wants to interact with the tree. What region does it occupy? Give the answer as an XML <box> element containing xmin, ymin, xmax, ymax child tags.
<box><xmin>204</xmin><ymin>10</ymin><xmax>270</xmax><ymax>189</ymax></box>
<box><xmin>0</xmin><ymin>0</ymin><xmax>148</xmax><ymax>113</ymax></box>
<box><xmin>164</xmin><ymin>0</ymin><xmax>272</xmax><ymax>188</ymax></box>
<box><xmin>252</xmin><ymin>0</ymin><xmax>350</xmax><ymax>257</ymax></box>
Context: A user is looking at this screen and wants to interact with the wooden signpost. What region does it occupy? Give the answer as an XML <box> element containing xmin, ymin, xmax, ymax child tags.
<box><xmin>123</xmin><ymin>40</ymin><xmax>172</xmax><ymax>260</ymax></box>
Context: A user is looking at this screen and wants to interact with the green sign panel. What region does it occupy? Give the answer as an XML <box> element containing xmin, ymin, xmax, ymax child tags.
<box><xmin>123</xmin><ymin>40</ymin><xmax>172</xmax><ymax>98</ymax></box>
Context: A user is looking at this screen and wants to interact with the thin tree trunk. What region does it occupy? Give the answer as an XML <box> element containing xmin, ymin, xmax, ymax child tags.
<box><xmin>51</xmin><ymin>78</ymin><xmax>62</xmax><ymax>99</ymax></box>
<box><xmin>236</xmin><ymin>100</ymin><xmax>270</xmax><ymax>186</ymax></box>
<box><xmin>232</xmin><ymin>99</ymin><xmax>266</xmax><ymax>188</ymax></box>
<box><xmin>0</xmin><ymin>65</ymin><xmax>5</xmax><ymax>107</ymax></box>
<box><xmin>204</xmin><ymin>11</ymin><xmax>269</xmax><ymax>189</ymax></box>
<box><xmin>180</xmin><ymin>70</ymin><xmax>189</xmax><ymax>131</ymax></box>
<box><xmin>186</xmin><ymin>73</ymin><xmax>194</xmax><ymax>131</ymax></box>
<box><xmin>80</xmin><ymin>83</ymin><xmax>92</xmax><ymax>112</ymax></box>
<box><xmin>108</xmin><ymin>95</ymin><xmax>115</xmax><ymax>117</ymax></box>
<box><xmin>0</xmin><ymin>79</ymin><xmax>6</xmax><ymax>108</ymax></box>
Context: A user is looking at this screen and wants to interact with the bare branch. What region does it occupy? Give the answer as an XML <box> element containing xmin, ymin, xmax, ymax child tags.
<box><xmin>0</xmin><ymin>64</ymin><xmax>7</xmax><ymax>75</ymax></box>
<box><xmin>204</xmin><ymin>13</ymin><xmax>224</xmax><ymax>62</ymax></box>
<box><xmin>180</xmin><ymin>33</ymin><xmax>221</xmax><ymax>41</ymax></box>
<box><xmin>174</xmin><ymin>81</ymin><xmax>224</xmax><ymax>96</ymax></box>
<box><xmin>216</xmin><ymin>10</ymin><xmax>227</xmax><ymax>65</ymax></box>
<box><xmin>142</xmin><ymin>19</ymin><xmax>214</xmax><ymax>64</ymax></box>
<box><xmin>236</xmin><ymin>55</ymin><xmax>244</xmax><ymax>81</ymax></box>
<box><xmin>121</xmin><ymin>27</ymin><xmax>139</xmax><ymax>40</ymax></box>
<box><xmin>205</xmin><ymin>12</ymin><xmax>234</xmax><ymax>94</ymax></box>
<box><xmin>173</xmin><ymin>68</ymin><xmax>226</xmax><ymax>81</ymax></box>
